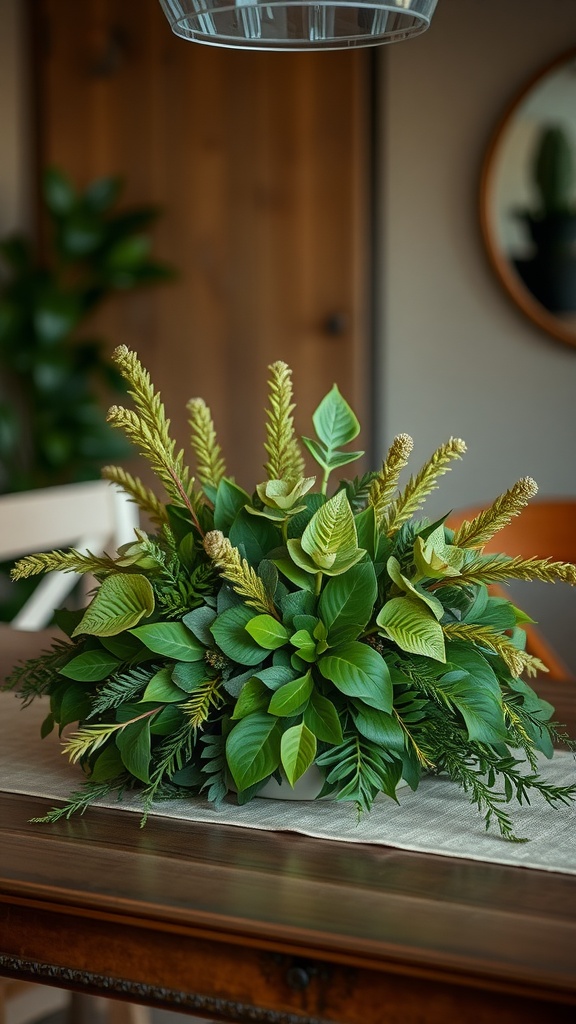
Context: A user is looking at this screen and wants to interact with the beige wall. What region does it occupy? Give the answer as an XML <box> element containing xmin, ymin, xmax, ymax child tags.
<box><xmin>0</xmin><ymin>0</ymin><xmax>31</xmax><ymax>236</ymax></box>
<box><xmin>377</xmin><ymin>0</ymin><xmax>576</xmax><ymax>518</ymax></box>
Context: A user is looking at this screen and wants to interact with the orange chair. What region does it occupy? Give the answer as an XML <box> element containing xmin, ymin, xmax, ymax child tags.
<box><xmin>446</xmin><ymin>499</ymin><xmax>576</xmax><ymax>681</ymax></box>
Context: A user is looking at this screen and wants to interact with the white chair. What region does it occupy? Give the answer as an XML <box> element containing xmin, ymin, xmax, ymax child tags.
<box><xmin>0</xmin><ymin>480</ymin><xmax>139</xmax><ymax>631</ymax></box>
<box><xmin>0</xmin><ymin>481</ymin><xmax>145</xmax><ymax>1024</ymax></box>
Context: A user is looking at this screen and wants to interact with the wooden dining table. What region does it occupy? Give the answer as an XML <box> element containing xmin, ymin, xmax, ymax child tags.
<box><xmin>1</xmin><ymin>680</ymin><xmax>576</xmax><ymax>1024</ymax></box>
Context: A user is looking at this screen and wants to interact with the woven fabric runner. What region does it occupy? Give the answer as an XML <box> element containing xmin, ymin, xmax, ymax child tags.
<box><xmin>1</xmin><ymin>692</ymin><xmax>575</xmax><ymax>874</ymax></box>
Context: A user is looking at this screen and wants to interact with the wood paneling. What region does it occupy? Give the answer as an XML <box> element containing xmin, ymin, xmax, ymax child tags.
<box><xmin>32</xmin><ymin>0</ymin><xmax>371</xmax><ymax>487</ymax></box>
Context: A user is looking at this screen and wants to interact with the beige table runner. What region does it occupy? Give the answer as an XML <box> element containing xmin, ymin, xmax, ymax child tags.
<box><xmin>1</xmin><ymin>692</ymin><xmax>575</xmax><ymax>874</ymax></box>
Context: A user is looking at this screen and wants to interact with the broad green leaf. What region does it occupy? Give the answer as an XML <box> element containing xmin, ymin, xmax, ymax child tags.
<box><xmin>303</xmin><ymin>691</ymin><xmax>343</xmax><ymax>744</ymax></box>
<box><xmin>312</xmin><ymin>384</ymin><xmax>360</xmax><ymax>448</ymax></box>
<box><xmin>100</xmin><ymin>632</ymin><xmax>147</xmax><ymax>660</ymax></box>
<box><xmin>319</xmin><ymin>641</ymin><xmax>393</xmax><ymax>712</ymax></box>
<box><xmin>376</xmin><ymin>597</ymin><xmax>446</xmax><ymax>663</ymax></box>
<box><xmin>413</xmin><ymin>524</ymin><xmax>465</xmax><ymax>580</ymax></box>
<box><xmin>252</xmin><ymin>664</ymin><xmax>297</xmax><ymax>691</ymax></box>
<box><xmin>211</xmin><ymin>605</ymin><xmax>267</xmax><ymax>666</ymax></box>
<box><xmin>59</xmin><ymin>684</ymin><xmax>93</xmax><ymax>727</ymax></box>
<box><xmin>301</xmin><ymin>490</ymin><xmax>358</xmax><ymax>565</ymax></box>
<box><xmin>142</xmin><ymin>667</ymin><xmax>184</xmax><ymax>703</ymax></box>
<box><xmin>229</xmin><ymin>510</ymin><xmax>279</xmax><ymax>566</ymax></box>
<box><xmin>290</xmin><ymin>629</ymin><xmax>317</xmax><ymax>662</ymax></box>
<box><xmin>354</xmin><ymin>505</ymin><xmax>378</xmax><ymax>560</ymax></box>
<box><xmin>150</xmin><ymin>705</ymin><xmax>184</xmax><ymax>735</ymax></box>
<box><xmin>272</xmin><ymin>554</ymin><xmax>316</xmax><ymax>590</ymax></box>
<box><xmin>387</xmin><ymin>556</ymin><xmax>444</xmax><ymax>621</ymax></box>
<box><xmin>268</xmin><ymin>671</ymin><xmax>313</xmax><ymax>717</ymax></box>
<box><xmin>470</xmin><ymin>596</ymin><xmax>518</xmax><ymax>631</ymax></box>
<box><xmin>280</xmin><ymin>589</ymin><xmax>316</xmax><ymax>625</ymax></box>
<box><xmin>90</xmin><ymin>744</ymin><xmax>124</xmax><ymax>782</ymax></box>
<box><xmin>436</xmin><ymin>673</ymin><xmax>507</xmax><ymax>744</ymax></box>
<box><xmin>72</xmin><ymin>574</ymin><xmax>155</xmax><ymax>638</ymax></box>
<box><xmin>225</xmin><ymin>712</ymin><xmax>281</xmax><ymax>790</ymax></box>
<box><xmin>350</xmin><ymin>703</ymin><xmax>405</xmax><ymax>751</ymax></box>
<box><xmin>245</xmin><ymin>614</ymin><xmax>290</xmax><ymax>650</ymax></box>
<box><xmin>444</xmin><ymin>643</ymin><xmax>501</xmax><ymax>699</ymax></box>
<box><xmin>319</xmin><ymin>562</ymin><xmax>377</xmax><ymax>643</ymax></box>
<box><xmin>231</xmin><ymin>678</ymin><xmax>271</xmax><ymax>720</ymax></box>
<box><xmin>172</xmin><ymin>661</ymin><xmax>209</xmax><ymax>692</ymax></box>
<box><xmin>281</xmin><ymin>723</ymin><xmax>317</xmax><ymax>786</ymax></box>
<box><xmin>116</xmin><ymin>718</ymin><xmax>152</xmax><ymax>783</ymax></box>
<box><xmin>130</xmin><ymin>621</ymin><xmax>204</xmax><ymax>661</ymax></box>
<box><xmin>182</xmin><ymin>606</ymin><xmax>217</xmax><ymax>645</ymax></box>
<box><xmin>59</xmin><ymin>649</ymin><xmax>120</xmax><ymax>682</ymax></box>
<box><xmin>214</xmin><ymin>478</ymin><xmax>251</xmax><ymax>532</ymax></box>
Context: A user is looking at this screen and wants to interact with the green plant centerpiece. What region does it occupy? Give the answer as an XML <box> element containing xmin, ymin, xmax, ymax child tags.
<box><xmin>4</xmin><ymin>348</ymin><xmax>576</xmax><ymax>840</ymax></box>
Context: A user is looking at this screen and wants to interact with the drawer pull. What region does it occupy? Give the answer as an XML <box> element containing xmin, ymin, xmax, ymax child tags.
<box><xmin>285</xmin><ymin>965</ymin><xmax>311</xmax><ymax>990</ymax></box>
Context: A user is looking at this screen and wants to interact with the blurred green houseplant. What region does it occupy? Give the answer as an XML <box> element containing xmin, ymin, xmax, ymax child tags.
<box><xmin>0</xmin><ymin>168</ymin><xmax>173</xmax><ymax>619</ymax></box>
<box><xmin>0</xmin><ymin>168</ymin><xmax>173</xmax><ymax>493</ymax></box>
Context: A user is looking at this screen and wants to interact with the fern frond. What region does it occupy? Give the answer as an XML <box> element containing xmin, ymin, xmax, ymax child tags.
<box><xmin>101</xmin><ymin>466</ymin><xmax>167</xmax><ymax>527</ymax></box>
<box><xmin>369</xmin><ymin>433</ymin><xmax>414</xmax><ymax>527</ymax></box>
<box><xmin>11</xmin><ymin>548</ymin><xmax>118</xmax><ymax>581</ymax></box>
<box><xmin>30</xmin><ymin>777</ymin><xmax>132</xmax><ymax>823</ymax></box>
<box><xmin>443</xmin><ymin>622</ymin><xmax>548</xmax><ymax>678</ymax></box>
<box><xmin>2</xmin><ymin>638</ymin><xmax>77</xmax><ymax>703</ymax></box>
<box><xmin>187</xmin><ymin>397</ymin><xmax>227</xmax><ymax>490</ymax></box>
<box><xmin>381</xmin><ymin>438</ymin><xmax>467</xmax><ymax>536</ymax></box>
<box><xmin>87</xmin><ymin>665</ymin><xmax>158</xmax><ymax>717</ymax></box>
<box><xmin>447</xmin><ymin>553</ymin><xmax>576</xmax><ymax>587</ymax></box>
<box><xmin>264</xmin><ymin>361</ymin><xmax>305</xmax><ymax>482</ymax></box>
<box><xmin>452</xmin><ymin>477</ymin><xmax>539</xmax><ymax>549</ymax></box>
<box><xmin>203</xmin><ymin>530</ymin><xmax>277</xmax><ymax>616</ymax></box>
<box><xmin>109</xmin><ymin>347</ymin><xmax>201</xmax><ymax>525</ymax></box>
<box><xmin>181</xmin><ymin>678</ymin><xmax>223</xmax><ymax>731</ymax></box>
<box><xmin>63</xmin><ymin>707</ymin><xmax>161</xmax><ymax>763</ymax></box>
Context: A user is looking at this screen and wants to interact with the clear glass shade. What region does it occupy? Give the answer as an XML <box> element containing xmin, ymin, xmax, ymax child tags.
<box><xmin>158</xmin><ymin>0</ymin><xmax>439</xmax><ymax>50</ymax></box>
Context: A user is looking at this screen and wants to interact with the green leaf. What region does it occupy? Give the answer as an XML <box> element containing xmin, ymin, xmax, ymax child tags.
<box><xmin>376</xmin><ymin>597</ymin><xmax>446</xmax><ymax>662</ymax></box>
<box><xmin>281</xmin><ymin>723</ymin><xmax>317</xmax><ymax>786</ymax></box>
<box><xmin>252</xmin><ymin>664</ymin><xmax>297</xmax><ymax>691</ymax></box>
<box><xmin>319</xmin><ymin>562</ymin><xmax>377</xmax><ymax>643</ymax></box>
<box><xmin>436</xmin><ymin>673</ymin><xmax>507</xmax><ymax>744</ymax></box>
<box><xmin>59</xmin><ymin>684</ymin><xmax>93</xmax><ymax>728</ymax></box>
<box><xmin>182</xmin><ymin>606</ymin><xmax>216</xmax><ymax>645</ymax></box>
<box><xmin>130</xmin><ymin>621</ymin><xmax>204</xmax><ymax>661</ymax></box>
<box><xmin>387</xmin><ymin>556</ymin><xmax>445</xmax><ymax>621</ymax></box>
<box><xmin>225</xmin><ymin>712</ymin><xmax>281</xmax><ymax>790</ymax></box>
<box><xmin>231</xmin><ymin>678</ymin><xmax>270</xmax><ymax>720</ymax></box>
<box><xmin>289</xmin><ymin>629</ymin><xmax>318</xmax><ymax>663</ymax></box>
<box><xmin>312</xmin><ymin>385</ymin><xmax>360</xmax><ymax>448</ymax></box>
<box><xmin>303</xmin><ymin>691</ymin><xmax>343</xmax><ymax>744</ymax></box>
<box><xmin>90</xmin><ymin>744</ymin><xmax>124</xmax><ymax>782</ymax></box>
<box><xmin>245</xmin><ymin>614</ymin><xmax>290</xmax><ymax>650</ymax></box>
<box><xmin>59</xmin><ymin>649</ymin><xmax>120</xmax><ymax>682</ymax></box>
<box><xmin>72</xmin><ymin>574</ymin><xmax>155</xmax><ymax>638</ymax></box>
<box><xmin>172</xmin><ymin>661</ymin><xmax>209</xmax><ymax>693</ymax></box>
<box><xmin>43</xmin><ymin>167</ymin><xmax>76</xmax><ymax>215</ymax></box>
<box><xmin>141</xmin><ymin>667</ymin><xmax>184</xmax><ymax>703</ymax></box>
<box><xmin>229</xmin><ymin>511</ymin><xmax>279</xmax><ymax>566</ymax></box>
<box><xmin>211</xmin><ymin>605</ymin><xmax>267</xmax><ymax>666</ymax></box>
<box><xmin>214</xmin><ymin>478</ymin><xmax>251</xmax><ymax>532</ymax></box>
<box><xmin>150</xmin><ymin>705</ymin><xmax>184</xmax><ymax>736</ymax></box>
<box><xmin>273</xmin><ymin>554</ymin><xmax>316</xmax><ymax>589</ymax></box>
<box><xmin>116</xmin><ymin>718</ymin><xmax>152</xmax><ymax>783</ymax></box>
<box><xmin>280</xmin><ymin>589</ymin><xmax>316</xmax><ymax>625</ymax></box>
<box><xmin>268</xmin><ymin>671</ymin><xmax>314</xmax><ymax>717</ymax></box>
<box><xmin>319</xmin><ymin>641</ymin><xmax>393</xmax><ymax>712</ymax></box>
<box><xmin>291</xmin><ymin>491</ymin><xmax>365</xmax><ymax>577</ymax></box>
<box><xmin>350</xmin><ymin>703</ymin><xmax>405</xmax><ymax>751</ymax></box>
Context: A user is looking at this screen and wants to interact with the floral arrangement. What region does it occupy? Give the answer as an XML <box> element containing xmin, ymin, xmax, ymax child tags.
<box><xmin>4</xmin><ymin>347</ymin><xmax>576</xmax><ymax>841</ymax></box>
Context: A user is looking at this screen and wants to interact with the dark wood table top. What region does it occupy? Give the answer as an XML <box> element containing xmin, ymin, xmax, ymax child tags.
<box><xmin>1</xmin><ymin>679</ymin><xmax>576</xmax><ymax>1024</ymax></box>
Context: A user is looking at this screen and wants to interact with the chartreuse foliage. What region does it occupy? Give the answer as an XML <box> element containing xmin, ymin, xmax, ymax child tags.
<box><xmin>4</xmin><ymin>350</ymin><xmax>576</xmax><ymax>840</ymax></box>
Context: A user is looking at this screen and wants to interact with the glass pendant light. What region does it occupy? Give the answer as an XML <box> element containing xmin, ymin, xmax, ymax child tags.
<box><xmin>158</xmin><ymin>0</ymin><xmax>439</xmax><ymax>51</ymax></box>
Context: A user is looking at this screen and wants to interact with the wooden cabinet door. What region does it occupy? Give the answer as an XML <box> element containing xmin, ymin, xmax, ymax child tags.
<box><xmin>31</xmin><ymin>0</ymin><xmax>372</xmax><ymax>487</ymax></box>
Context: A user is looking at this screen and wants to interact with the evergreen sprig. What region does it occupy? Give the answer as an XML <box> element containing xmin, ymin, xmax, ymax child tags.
<box><xmin>187</xmin><ymin>398</ymin><xmax>227</xmax><ymax>492</ymax></box>
<box><xmin>101</xmin><ymin>465</ymin><xmax>168</xmax><ymax>527</ymax></box>
<box><xmin>203</xmin><ymin>530</ymin><xmax>277</xmax><ymax>615</ymax></box>
<box><xmin>369</xmin><ymin>433</ymin><xmax>414</xmax><ymax>527</ymax></box>
<box><xmin>453</xmin><ymin>477</ymin><xmax>539</xmax><ymax>548</ymax></box>
<box><xmin>442</xmin><ymin>622</ymin><xmax>547</xmax><ymax>677</ymax></box>
<box><xmin>11</xmin><ymin>548</ymin><xmax>119</xmax><ymax>581</ymax></box>
<box><xmin>264</xmin><ymin>361</ymin><xmax>305</xmax><ymax>482</ymax></box>
<box><xmin>448</xmin><ymin>553</ymin><xmax>576</xmax><ymax>587</ymax></box>
<box><xmin>381</xmin><ymin>437</ymin><xmax>467</xmax><ymax>536</ymax></box>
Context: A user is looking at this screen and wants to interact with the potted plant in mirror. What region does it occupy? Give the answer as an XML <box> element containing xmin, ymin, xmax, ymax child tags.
<box><xmin>3</xmin><ymin>348</ymin><xmax>576</xmax><ymax>841</ymax></box>
<box><xmin>514</xmin><ymin>124</ymin><xmax>576</xmax><ymax>312</ymax></box>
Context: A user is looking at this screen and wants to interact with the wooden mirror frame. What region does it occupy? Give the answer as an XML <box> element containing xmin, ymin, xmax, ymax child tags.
<box><xmin>480</xmin><ymin>49</ymin><xmax>576</xmax><ymax>350</ymax></box>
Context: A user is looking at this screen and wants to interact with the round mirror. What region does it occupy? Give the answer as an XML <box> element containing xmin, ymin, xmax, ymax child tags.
<box><xmin>481</xmin><ymin>50</ymin><xmax>576</xmax><ymax>348</ymax></box>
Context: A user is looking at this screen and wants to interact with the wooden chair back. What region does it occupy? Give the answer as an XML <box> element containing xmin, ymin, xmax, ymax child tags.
<box><xmin>447</xmin><ymin>500</ymin><xmax>576</xmax><ymax>680</ymax></box>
